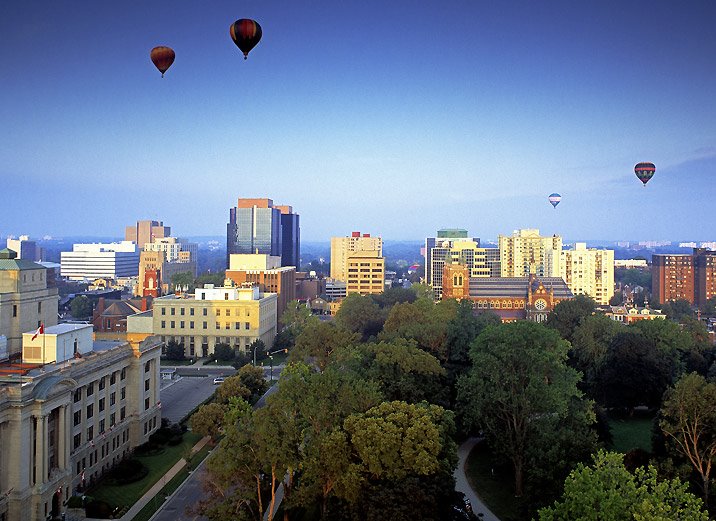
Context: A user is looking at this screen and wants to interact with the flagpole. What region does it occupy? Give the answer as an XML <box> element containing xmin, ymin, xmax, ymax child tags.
<box><xmin>41</xmin><ymin>323</ymin><xmax>45</xmax><ymax>372</ymax></box>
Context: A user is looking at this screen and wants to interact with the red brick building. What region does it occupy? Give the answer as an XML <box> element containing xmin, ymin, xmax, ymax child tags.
<box><xmin>652</xmin><ymin>249</ymin><xmax>716</xmax><ymax>306</ymax></box>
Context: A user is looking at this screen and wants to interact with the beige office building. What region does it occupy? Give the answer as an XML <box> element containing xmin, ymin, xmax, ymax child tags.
<box><xmin>330</xmin><ymin>232</ymin><xmax>385</xmax><ymax>295</ymax></box>
<box><xmin>152</xmin><ymin>283</ymin><xmax>277</xmax><ymax>358</ymax></box>
<box><xmin>124</xmin><ymin>220</ymin><xmax>171</xmax><ymax>248</ymax></box>
<box><xmin>0</xmin><ymin>324</ymin><xmax>162</xmax><ymax>521</ymax></box>
<box><xmin>0</xmin><ymin>248</ymin><xmax>58</xmax><ymax>357</ymax></box>
<box><xmin>498</xmin><ymin>229</ymin><xmax>562</xmax><ymax>278</ymax></box>
<box><xmin>545</xmin><ymin>243</ymin><xmax>615</xmax><ymax>305</ymax></box>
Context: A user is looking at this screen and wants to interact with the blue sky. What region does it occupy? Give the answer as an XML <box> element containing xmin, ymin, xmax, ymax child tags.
<box><xmin>1</xmin><ymin>1</ymin><xmax>714</xmax><ymax>242</ymax></box>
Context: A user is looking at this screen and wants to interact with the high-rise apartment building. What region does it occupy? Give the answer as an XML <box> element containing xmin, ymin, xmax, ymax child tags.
<box><xmin>330</xmin><ymin>232</ymin><xmax>385</xmax><ymax>295</ymax></box>
<box><xmin>498</xmin><ymin>229</ymin><xmax>562</xmax><ymax>278</ymax></box>
<box><xmin>0</xmin><ymin>248</ymin><xmax>58</xmax><ymax>357</ymax></box>
<box><xmin>227</xmin><ymin>198</ymin><xmax>300</xmax><ymax>268</ymax></box>
<box><xmin>545</xmin><ymin>243</ymin><xmax>614</xmax><ymax>305</ymax></box>
<box><xmin>124</xmin><ymin>220</ymin><xmax>171</xmax><ymax>247</ymax></box>
<box><xmin>61</xmin><ymin>242</ymin><xmax>139</xmax><ymax>281</ymax></box>
<box><xmin>424</xmin><ymin>229</ymin><xmax>500</xmax><ymax>300</ymax></box>
<box><xmin>0</xmin><ymin>328</ymin><xmax>161</xmax><ymax>521</ymax></box>
<box><xmin>652</xmin><ymin>248</ymin><xmax>716</xmax><ymax>306</ymax></box>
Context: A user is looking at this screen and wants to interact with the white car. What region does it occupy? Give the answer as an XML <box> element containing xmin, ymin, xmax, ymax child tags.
<box><xmin>213</xmin><ymin>377</ymin><xmax>225</xmax><ymax>385</ymax></box>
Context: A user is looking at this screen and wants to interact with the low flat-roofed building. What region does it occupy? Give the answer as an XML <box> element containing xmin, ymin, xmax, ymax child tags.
<box><xmin>601</xmin><ymin>305</ymin><xmax>666</xmax><ymax>324</ymax></box>
<box><xmin>0</xmin><ymin>330</ymin><xmax>162</xmax><ymax>521</ymax></box>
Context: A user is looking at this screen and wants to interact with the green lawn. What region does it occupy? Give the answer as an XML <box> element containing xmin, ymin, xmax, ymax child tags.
<box><xmin>131</xmin><ymin>444</ymin><xmax>212</xmax><ymax>521</ymax></box>
<box><xmin>607</xmin><ymin>411</ymin><xmax>655</xmax><ymax>453</ymax></box>
<box><xmin>464</xmin><ymin>442</ymin><xmax>524</xmax><ymax>521</ymax></box>
<box><xmin>87</xmin><ymin>431</ymin><xmax>202</xmax><ymax>512</ymax></box>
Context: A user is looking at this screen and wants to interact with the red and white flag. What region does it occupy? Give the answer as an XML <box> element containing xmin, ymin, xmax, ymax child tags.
<box><xmin>31</xmin><ymin>323</ymin><xmax>44</xmax><ymax>340</ymax></box>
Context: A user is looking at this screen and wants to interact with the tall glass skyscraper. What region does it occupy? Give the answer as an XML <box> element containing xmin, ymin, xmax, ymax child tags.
<box><xmin>227</xmin><ymin>198</ymin><xmax>300</xmax><ymax>269</ymax></box>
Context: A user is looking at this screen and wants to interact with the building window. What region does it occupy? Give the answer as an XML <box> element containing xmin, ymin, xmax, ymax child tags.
<box><xmin>190</xmin><ymin>308</ymin><xmax>194</xmax><ymax>316</ymax></box>
<box><xmin>161</xmin><ymin>320</ymin><xmax>166</xmax><ymax>328</ymax></box>
<box><xmin>145</xmin><ymin>397</ymin><xmax>150</xmax><ymax>410</ymax></box>
<box><xmin>74</xmin><ymin>389</ymin><xmax>82</xmax><ymax>403</ymax></box>
<box><xmin>120</xmin><ymin>407</ymin><xmax>126</xmax><ymax>420</ymax></box>
<box><xmin>215</xmin><ymin>309</ymin><xmax>221</xmax><ymax>316</ymax></box>
<box><xmin>73</xmin><ymin>434</ymin><xmax>81</xmax><ymax>450</ymax></box>
<box><xmin>203</xmin><ymin>308</ymin><xmax>207</xmax><ymax>316</ymax></box>
<box><xmin>161</xmin><ymin>308</ymin><xmax>166</xmax><ymax>316</ymax></box>
<box><xmin>99</xmin><ymin>398</ymin><xmax>105</xmax><ymax>412</ymax></box>
<box><xmin>203</xmin><ymin>321</ymin><xmax>207</xmax><ymax>329</ymax></box>
<box><xmin>38</xmin><ymin>301</ymin><xmax>42</xmax><ymax>313</ymax></box>
<box><xmin>87</xmin><ymin>426</ymin><xmax>93</xmax><ymax>441</ymax></box>
<box><xmin>145</xmin><ymin>361</ymin><xmax>151</xmax><ymax>372</ymax></box>
<box><xmin>121</xmin><ymin>367</ymin><xmax>126</xmax><ymax>380</ymax></box>
<box><xmin>121</xmin><ymin>387</ymin><xmax>126</xmax><ymax>400</ymax></box>
<box><xmin>110</xmin><ymin>413</ymin><xmax>116</xmax><ymax>427</ymax></box>
<box><xmin>235</xmin><ymin>322</ymin><xmax>240</xmax><ymax>330</ymax></box>
<box><xmin>87</xmin><ymin>382</ymin><xmax>94</xmax><ymax>396</ymax></box>
<box><xmin>225</xmin><ymin>309</ymin><xmax>230</xmax><ymax>316</ymax></box>
<box><xmin>189</xmin><ymin>321</ymin><xmax>194</xmax><ymax>329</ymax></box>
<box><xmin>180</xmin><ymin>321</ymin><xmax>184</xmax><ymax>328</ymax></box>
<box><xmin>245</xmin><ymin>322</ymin><xmax>250</xmax><ymax>330</ymax></box>
<box><xmin>12</xmin><ymin>305</ymin><xmax>17</xmax><ymax>317</ymax></box>
<box><xmin>74</xmin><ymin>411</ymin><xmax>82</xmax><ymax>426</ymax></box>
<box><xmin>145</xmin><ymin>379</ymin><xmax>150</xmax><ymax>391</ymax></box>
<box><xmin>170</xmin><ymin>308</ymin><xmax>175</xmax><ymax>316</ymax></box>
<box><xmin>99</xmin><ymin>419</ymin><xmax>105</xmax><ymax>433</ymax></box>
<box><xmin>87</xmin><ymin>403</ymin><xmax>94</xmax><ymax>418</ymax></box>
<box><xmin>99</xmin><ymin>377</ymin><xmax>105</xmax><ymax>391</ymax></box>
<box><xmin>180</xmin><ymin>308</ymin><xmax>185</xmax><ymax>316</ymax></box>
<box><xmin>215</xmin><ymin>322</ymin><xmax>220</xmax><ymax>329</ymax></box>
<box><xmin>110</xmin><ymin>372</ymin><xmax>116</xmax><ymax>385</ymax></box>
<box><xmin>110</xmin><ymin>392</ymin><xmax>116</xmax><ymax>406</ymax></box>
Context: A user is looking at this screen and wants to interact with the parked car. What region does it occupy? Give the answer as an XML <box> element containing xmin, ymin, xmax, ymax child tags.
<box><xmin>213</xmin><ymin>376</ymin><xmax>225</xmax><ymax>385</ymax></box>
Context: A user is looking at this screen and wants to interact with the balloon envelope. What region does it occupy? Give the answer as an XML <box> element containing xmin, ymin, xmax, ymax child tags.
<box><xmin>634</xmin><ymin>162</ymin><xmax>656</xmax><ymax>186</ymax></box>
<box><xmin>548</xmin><ymin>193</ymin><xmax>561</xmax><ymax>208</ymax></box>
<box><xmin>230</xmin><ymin>19</ymin><xmax>262</xmax><ymax>59</ymax></box>
<box><xmin>150</xmin><ymin>46</ymin><xmax>175</xmax><ymax>77</ymax></box>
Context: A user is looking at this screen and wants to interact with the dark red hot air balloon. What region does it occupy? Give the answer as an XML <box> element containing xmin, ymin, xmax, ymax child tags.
<box><xmin>150</xmin><ymin>46</ymin><xmax>175</xmax><ymax>77</ymax></box>
<box><xmin>634</xmin><ymin>162</ymin><xmax>656</xmax><ymax>187</ymax></box>
<box><xmin>230</xmin><ymin>19</ymin><xmax>262</xmax><ymax>59</ymax></box>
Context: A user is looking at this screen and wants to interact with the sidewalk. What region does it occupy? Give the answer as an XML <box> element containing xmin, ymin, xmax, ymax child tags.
<box><xmin>118</xmin><ymin>435</ymin><xmax>211</xmax><ymax>521</ymax></box>
<box><xmin>454</xmin><ymin>438</ymin><xmax>500</xmax><ymax>521</ymax></box>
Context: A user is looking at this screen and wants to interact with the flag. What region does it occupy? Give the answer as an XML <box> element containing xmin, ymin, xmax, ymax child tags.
<box><xmin>31</xmin><ymin>323</ymin><xmax>44</xmax><ymax>340</ymax></box>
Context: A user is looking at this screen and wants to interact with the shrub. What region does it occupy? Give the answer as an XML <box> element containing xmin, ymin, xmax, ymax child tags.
<box><xmin>85</xmin><ymin>499</ymin><xmax>113</xmax><ymax>518</ymax></box>
<box><xmin>104</xmin><ymin>459</ymin><xmax>148</xmax><ymax>485</ymax></box>
<box><xmin>66</xmin><ymin>496</ymin><xmax>84</xmax><ymax>508</ymax></box>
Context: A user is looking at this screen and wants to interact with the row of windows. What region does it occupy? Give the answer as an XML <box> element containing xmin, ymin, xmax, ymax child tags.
<box><xmin>73</xmin><ymin>369</ymin><xmax>127</xmax><ymax>403</ymax></box>
<box><xmin>161</xmin><ymin>306</ymin><xmax>252</xmax><ymax>317</ymax></box>
<box><xmin>160</xmin><ymin>320</ymin><xmax>252</xmax><ymax>330</ymax></box>
<box><xmin>474</xmin><ymin>300</ymin><xmax>527</xmax><ymax>309</ymax></box>
<box><xmin>73</xmin><ymin>407</ymin><xmax>126</xmax><ymax>450</ymax></box>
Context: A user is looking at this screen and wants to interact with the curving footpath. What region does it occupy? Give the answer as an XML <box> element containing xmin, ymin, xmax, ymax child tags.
<box><xmin>454</xmin><ymin>438</ymin><xmax>500</xmax><ymax>521</ymax></box>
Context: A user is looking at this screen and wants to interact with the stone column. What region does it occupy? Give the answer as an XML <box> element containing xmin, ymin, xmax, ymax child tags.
<box><xmin>33</xmin><ymin>415</ymin><xmax>41</xmax><ymax>486</ymax></box>
<box><xmin>40</xmin><ymin>414</ymin><xmax>48</xmax><ymax>484</ymax></box>
<box><xmin>57</xmin><ymin>406</ymin><xmax>66</xmax><ymax>470</ymax></box>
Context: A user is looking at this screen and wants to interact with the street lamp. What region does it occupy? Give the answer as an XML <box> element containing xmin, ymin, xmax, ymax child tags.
<box><xmin>265</xmin><ymin>348</ymin><xmax>288</xmax><ymax>382</ymax></box>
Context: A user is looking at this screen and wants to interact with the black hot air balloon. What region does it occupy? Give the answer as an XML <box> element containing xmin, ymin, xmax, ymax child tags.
<box><xmin>230</xmin><ymin>19</ymin><xmax>262</xmax><ymax>59</ymax></box>
<box><xmin>150</xmin><ymin>46</ymin><xmax>175</xmax><ymax>77</ymax></box>
<box><xmin>634</xmin><ymin>162</ymin><xmax>656</xmax><ymax>187</ymax></box>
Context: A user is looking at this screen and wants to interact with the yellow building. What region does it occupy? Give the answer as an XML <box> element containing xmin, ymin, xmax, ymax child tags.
<box><xmin>0</xmin><ymin>326</ymin><xmax>162</xmax><ymax>521</ymax></box>
<box><xmin>498</xmin><ymin>229</ymin><xmax>562</xmax><ymax>278</ymax></box>
<box><xmin>0</xmin><ymin>248</ymin><xmax>58</xmax><ymax>357</ymax></box>
<box><xmin>152</xmin><ymin>282</ymin><xmax>277</xmax><ymax>358</ymax></box>
<box><xmin>546</xmin><ymin>243</ymin><xmax>615</xmax><ymax>305</ymax></box>
<box><xmin>330</xmin><ymin>232</ymin><xmax>385</xmax><ymax>295</ymax></box>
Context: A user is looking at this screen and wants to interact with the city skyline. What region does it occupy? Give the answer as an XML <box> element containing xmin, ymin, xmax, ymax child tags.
<box><xmin>2</xmin><ymin>1</ymin><xmax>715</xmax><ymax>241</ymax></box>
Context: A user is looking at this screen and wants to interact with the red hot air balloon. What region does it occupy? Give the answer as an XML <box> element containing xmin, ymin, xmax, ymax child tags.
<box><xmin>150</xmin><ymin>46</ymin><xmax>175</xmax><ymax>77</ymax></box>
<box><xmin>230</xmin><ymin>19</ymin><xmax>262</xmax><ymax>59</ymax></box>
<box><xmin>634</xmin><ymin>162</ymin><xmax>656</xmax><ymax>187</ymax></box>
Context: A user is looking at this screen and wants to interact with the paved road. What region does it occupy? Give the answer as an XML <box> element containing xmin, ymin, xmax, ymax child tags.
<box><xmin>159</xmin><ymin>376</ymin><xmax>221</xmax><ymax>424</ymax></box>
<box><xmin>455</xmin><ymin>438</ymin><xmax>500</xmax><ymax>521</ymax></box>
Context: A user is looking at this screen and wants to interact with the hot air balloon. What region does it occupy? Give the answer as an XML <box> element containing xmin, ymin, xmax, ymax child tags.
<box><xmin>230</xmin><ymin>19</ymin><xmax>262</xmax><ymax>59</ymax></box>
<box><xmin>634</xmin><ymin>162</ymin><xmax>656</xmax><ymax>187</ymax></box>
<box><xmin>150</xmin><ymin>46</ymin><xmax>175</xmax><ymax>77</ymax></box>
<box><xmin>548</xmin><ymin>193</ymin><xmax>562</xmax><ymax>208</ymax></box>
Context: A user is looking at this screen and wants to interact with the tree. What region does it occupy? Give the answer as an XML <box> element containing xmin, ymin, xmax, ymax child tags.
<box><xmin>659</xmin><ymin>299</ymin><xmax>695</xmax><ymax>322</ymax></box>
<box><xmin>457</xmin><ymin>321</ymin><xmax>589</xmax><ymax>497</ymax></box>
<box><xmin>170</xmin><ymin>271</ymin><xmax>194</xmax><ymax>292</ymax></box>
<box><xmin>353</xmin><ymin>339</ymin><xmax>448</xmax><ymax>405</ymax></box>
<box><xmin>237</xmin><ymin>364</ymin><xmax>268</xmax><ymax>401</ymax></box>
<box><xmin>569</xmin><ymin>314</ymin><xmax>624</xmax><ymax>396</ymax></box>
<box><xmin>545</xmin><ymin>295</ymin><xmax>596</xmax><ymax>342</ymax></box>
<box><xmin>409</xmin><ymin>282</ymin><xmax>434</xmax><ymax>301</ymax></box>
<box><xmin>700</xmin><ymin>296</ymin><xmax>716</xmax><ymax>318</ymax></box>
<box><xmin>538</xmin><ymin>451</ymin><xmax>708</xmax><ymax>520</ymax></box>
<box><xmin>594</xmin><ymin>331</ymin><xmax>674</xmax><ymax>410</ymax></box>
<box><xmin>214</xmin><ymin>343</ymin><xmax>235</xmax><ymax>362</ymax></box>
<box><xmin>660</xmin><ymin>372</ymin><xmax>716</xmax><ymax>504</ymax></box>
<box><xmin>196</xmin><ymin>271</ymin><xmax>226</xmax><ymax>287</ymax></box>
<box><xmin>334</xmin><ymin>293</ymin><xmax>385</xmax><ymax>341</ymax></box>
<box><xmin>371</xmin><ymin>287</ymin><xmax>417</xmax><ymax>309</ymax></box>
<box><xmin>290</xmin><ymin>321</ymin><xmax>359</xmax><ymax>371</ymax></box>
<box><xmin>70</xmin><ymin>295</ymin><xmax>93</xmax><ymax>319</ymax></box>
<box><xmin>280</xmin><ymin>299</ymin><xmax>318</xmax><ymax>332</ymax></box>
<box><xmin>164</xmin><ymin>340</ymin><xmax>185</xmax><ymax>361</ymax></box>
<box><xmin>609</xmin><ymin>290</ymin><xmax>624</xmax><ymax>306</ymax></box>
<box><xmin>247</xmin><ymin>339</ymin><xmax>266</xmax><ymax>364</ymax></box>
<box><xmin>189</xmin><ymin>402</ymin><xmax>226</xmax><ymax>439</ymax></box>
<box><xmin>214</xmin><ymin>375</ymin><xmax>251</xmax><ymax>404</ymax></box>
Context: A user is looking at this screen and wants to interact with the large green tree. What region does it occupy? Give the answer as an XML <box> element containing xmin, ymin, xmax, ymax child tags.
<box><xmin>334</xmin><ymin>293</ymin><xmax>385</xmax><ymax>341</ymax></box>
<box><xmin>569</xmin><ymin>314</ymin><xmax>624</xmax><ymax>396</ymax></box>
<box><xmin>545</xmin><ymin>295</ymin><xmax>596</xmax><ymax>343</ymax></box>
<box><xmin>457</xmin><ymin>321</ymin><xmax>592</xmax><ymax>497</ymax></box>
<box><xmin>538</xmin><ymin>451</ymin><xmax>708</xmax><ymax>520</ymax></box>
<box><xmin>660</xmin><ymin>372</ymin><xmax>716</xmax><ymax>504</ymax></box>
<box><xmin>290</xmin><ymin>321</ymin><xmax>359</xmax><ymax>371</ymax></box>
<box><xmin>70</xmin><ymin>295</ymin><xmax>93</xmax><ymax>319</ymax></box>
